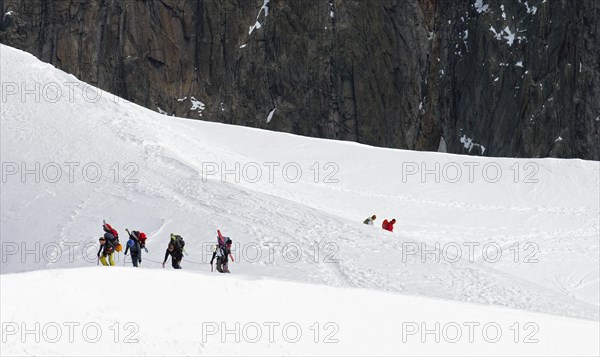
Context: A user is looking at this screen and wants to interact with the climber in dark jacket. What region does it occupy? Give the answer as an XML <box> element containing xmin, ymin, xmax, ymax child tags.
<box><xmin>162</xmin><ymin>242</ymin><xmax>183</xmax><ymax>269</ymax></box>
<box><xmin>97</xmin><ymin>237</ymin><xmax>116</xmax><ymax>266</ymax></box>
<box><xmin>124</xmin><ymin>232</ymin><xmax>142</xmax><ymax>267</ymax></box>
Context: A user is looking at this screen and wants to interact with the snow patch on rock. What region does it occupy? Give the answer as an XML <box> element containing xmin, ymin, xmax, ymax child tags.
<box><xmin>460</xmin><ymin>134</ymin><xmax>486</xmax><ymax>155</ymax></box>
<box><xmin>249</xmin><ymin>0</ymin><xmax>270</xmax><ymax>35</ymax></box>
<box><xmin>267</xmin><ymin>108</ymin><xmax>277</xmax><ymax>123</ymax></box>
<box><xmin>474</xmin><ymin>0</ymin><xmax>490</xmax><ymax>14</ymax></box>
<box><xmin>189</xmin><ymin>97</ymin><xmax>205</xmax><ymax>117</ymax></box>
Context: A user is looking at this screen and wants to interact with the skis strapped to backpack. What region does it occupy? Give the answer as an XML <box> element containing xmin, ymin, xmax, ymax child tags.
<box><xmin>126</xmin><ymin>229</ymin><xmax>149</xmax><ymax>253</ymax></box>
<box><xmin>217</xmin><ymin>230</ymin><xmax>225</xmax><ymax>246</ymax></box>
<box><xmin>103</xmin><ymin>220</ymin><xmax>121</xmax><ymax>252</ymax></box>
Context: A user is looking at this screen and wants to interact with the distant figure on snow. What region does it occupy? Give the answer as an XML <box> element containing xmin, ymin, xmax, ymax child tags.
<box><xmin>363</xmin><ymin>215</ymin><xmax>377</xmax><ymax>225</ymax></box>
<box><xmin>382</xmin><ymin>219</ymin><xmax>396</xmax><ymax>232</ymax></box>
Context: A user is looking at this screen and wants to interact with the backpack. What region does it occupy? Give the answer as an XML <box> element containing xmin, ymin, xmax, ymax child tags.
<box><xmin>103</xmin><ymin>231</ymin><xmax>119</xmax><ymax>252</ymax></box>
<box><xmin>103</xmin><ymin>222</ymin><xmax>120</xmax><ymax>250</ymax></box>
<box><xmin>216</xmin><ymin>238</ymin><xmax>232</xmax><ymax>257</ymax></box>
<box><xmin>104</xmin><ymin>223</ymin><xmax>119</xmax><ymax>239</ymax></box>
<box><xmin>171</xmin><ymin>234</ymin><xmax>185</xmax><ymax>251</ymax></box>
<box><xmin>127</xmin><ymin>238</ymin><xmax>140</xmax><ymax>254</ymax></box>
<box><xmin>137</xmin><ymin>232</ymin><xmax>147</xmax><ymax>248</ymax></box>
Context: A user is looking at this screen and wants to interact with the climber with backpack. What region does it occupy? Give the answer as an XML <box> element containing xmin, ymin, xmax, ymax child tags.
<box><xmin>124</xmin><ymin>229</ymin><xmax>143</xmax><ymax>267</ymax></box>
<box><xmin>219</xmin><ymin>238</ymin><xmax>234</xmax><ymax>273</ymax></box>
<box><xmin>97</xmin><ymin>237</ymin><xmax>115</xmax><ymax>266</ymax></box>
<box><xmin>363</xmin><ymin>215</ymin><xmax>377</xmax><ymax>225</ymax></box>
<box><xmin>98</xmin><ymin>220</ymin><xmax>120</xmax><ymax>266</ymax></box>
<box><xmin>210</xmin><ymin>230</ymin><xmax>234</xmax><ymax>273</ymax></box>
<box><xmin>162</xmin><ymin>233</ymin><xmax>185</xmax><ymax>269</ymax></box>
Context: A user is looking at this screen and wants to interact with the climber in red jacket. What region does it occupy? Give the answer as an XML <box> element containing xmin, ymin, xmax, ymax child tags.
<box><xmin>382</xmin><ymin>219</ymin><xmax>396</xmax><ymax>232</ymax></box>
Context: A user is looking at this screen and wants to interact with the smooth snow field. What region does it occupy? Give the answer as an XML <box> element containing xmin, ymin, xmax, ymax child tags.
<box><xmin>1</xmin><ymin>44</ymin><xmax>598</xmax><ymax>356</ymax></box>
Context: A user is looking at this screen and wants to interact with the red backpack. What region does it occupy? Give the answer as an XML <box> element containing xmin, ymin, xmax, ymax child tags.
<box><xmin>138</xmin><ymin>232</ymin><xmax>147</xmax><ymax>247</ymax></box>
<box><xmin>103</xmin><ymin>222</ymin><xmax>122</xmax><ymax>252</ymax></box>
<box><xmin>104</xmin><ymin>223</ymin><xmax>119</xmax><ymax>239</ymax></box>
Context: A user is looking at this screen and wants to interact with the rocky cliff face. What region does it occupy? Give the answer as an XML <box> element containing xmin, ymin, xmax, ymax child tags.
<box><xmin>1</xmin><ymin>0</ymin><xmax>598</xmax><ymax>159</ymax></box>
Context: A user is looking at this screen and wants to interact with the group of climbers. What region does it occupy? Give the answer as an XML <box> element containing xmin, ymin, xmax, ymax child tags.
<box><xmin>363</xmin><ymin>215</ymin><xmax>396</xmax><ymax>232</ymax></box>
<box><xmin>97</xmin><ymin>221</ymin><xmax>233</xmax><ymax>274</ymax></box>
<box><xmin>99</xmin><ymin>214</ymin><xmax>396</xmax><ymax>272</ymax></box>
<box><xmin>97</xmin><ymin>221</ymin><xmax>149</xmax><ymax>267</ymax></box>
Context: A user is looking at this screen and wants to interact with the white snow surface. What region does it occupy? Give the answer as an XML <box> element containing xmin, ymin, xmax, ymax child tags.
<box><xmin>1</xmin><ymin>44</ymin><xmax>599</xmax><ymax>355</ymax></box>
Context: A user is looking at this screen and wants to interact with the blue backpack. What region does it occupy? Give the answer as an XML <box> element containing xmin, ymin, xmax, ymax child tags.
<box><xmin>127</xmin><ymin>238</ymin><xmax>140</xmax><ymax>253</ymax></box>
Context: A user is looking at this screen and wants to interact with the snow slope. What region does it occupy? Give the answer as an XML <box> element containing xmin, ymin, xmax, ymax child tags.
<box><xmin>1</xmin><ymin>44</ymin><xmax>599</xmax><ymax>355</ymax></box>
<box><xmin>2</xmin><ymin>268</ymin><xmax>598</xmax><ymax>356</ymax></box>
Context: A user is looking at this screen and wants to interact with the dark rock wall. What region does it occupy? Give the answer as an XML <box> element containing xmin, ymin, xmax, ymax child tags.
<box><xmin>1</xmin><ymin>0</ymin><xmax>598</xmax><ymax>159</ymax></box>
